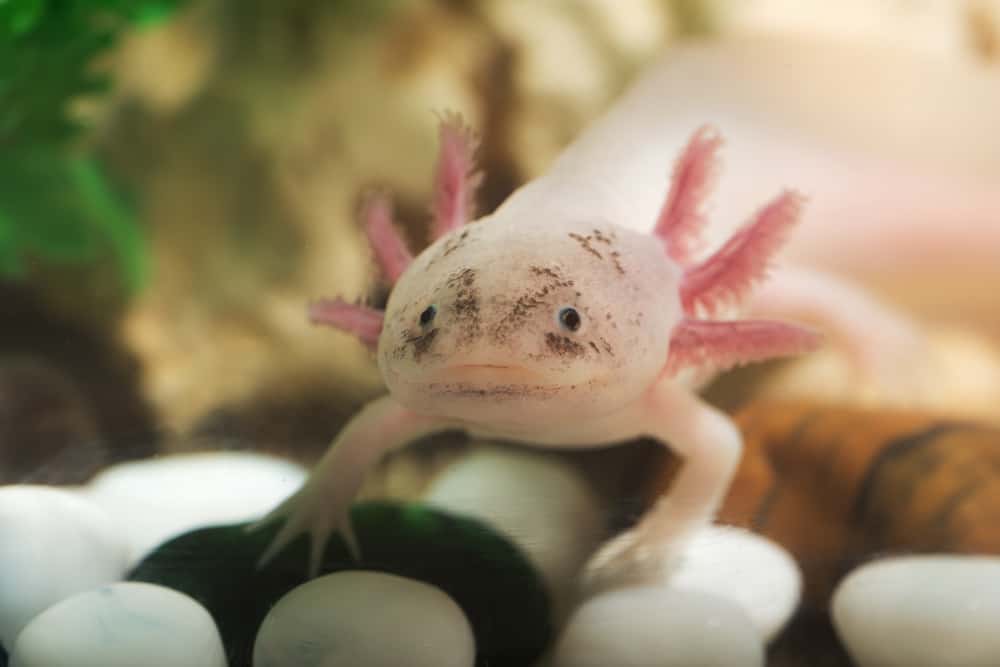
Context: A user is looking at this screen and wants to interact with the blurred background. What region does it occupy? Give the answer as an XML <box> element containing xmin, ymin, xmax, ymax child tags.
<box><xmin>2</xmin><ymin>0</ymin><xmax>999</xmax><ymax>483</ymax></box>
<box><xmin>3</xmin><ymin>4</ymin><xmax>1000</xmax><ymax>665</ymax></box>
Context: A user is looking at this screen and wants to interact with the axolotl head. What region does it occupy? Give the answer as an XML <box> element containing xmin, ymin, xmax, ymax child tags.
<box><xmin>376</xmin><ymin>216</ymin><xmax>683</xmax><ymax>425</ymax></box>
<box><xmin>317</xmin><ymin>124</ymin><xmax>818</xmax><ymax>429</ymax></box>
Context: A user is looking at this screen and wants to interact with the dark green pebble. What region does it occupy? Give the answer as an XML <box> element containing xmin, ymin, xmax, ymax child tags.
<box><xmin>128</xmin><ymin>500</ymin><xmax>551</xmax><ymax>667</ymax></box>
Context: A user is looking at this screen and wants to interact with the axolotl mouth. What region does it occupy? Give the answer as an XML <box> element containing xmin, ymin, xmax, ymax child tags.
<box><xmin>442</xmin><ymin>363</ymin><xmax>539</xmax><ymax>379</ymax></box>
<box><xmin>422</xmin><ymin>364</ymin><xmax>564</xmax><ymax>400</ymax></box>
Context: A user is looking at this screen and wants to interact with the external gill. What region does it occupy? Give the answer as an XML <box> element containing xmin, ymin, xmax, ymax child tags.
<box><xmin>310</xmin><ymin>112</ymin><xmax>482</xmax><ymax>348</ymax></box>
<box><xmin>654</xmin><ymin>126</ymin><xmax>822</xmax><ymax>375</ymax></box>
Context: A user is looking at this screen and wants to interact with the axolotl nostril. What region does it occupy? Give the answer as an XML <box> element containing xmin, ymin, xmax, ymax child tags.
<box><xmin>254</xmin><ymin>101</ymin><xmax>824</xmax><ymax>594</ymax></box>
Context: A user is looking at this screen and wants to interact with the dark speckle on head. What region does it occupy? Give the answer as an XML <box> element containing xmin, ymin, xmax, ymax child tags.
<box><xmin>591</xmin><ymin>228</ymin><xmax>614</xmax><ymax>244</ymax></box>
<box><xmin>397</xmin><ymin>327</ymin><xmax>439</xmax><ymax>361</ymax></box>
<box><xmin>568</xmin><ymin>229</ymin><xmax>625</xmax><ymax>275</ymax></box>
<box><xmin>610</xmin><ymin>250</ymin><xmax>625</xmax><ymax>275</ymax></box>
<box><xmin>450</xmin><ymin>266</ymin><xmax>476</xmax><ymax>288</ymax></box>
<box><xmin>599</xmin><ymin>337</ymin><xmax>615</xmax><ymax>355</ymax></box>
<box><xmin>494</xmin><ymin>267</ymin><xmax>575</xmax><ymax>344</ymax></box>
<box><xmin>442</xmin><ymin>229</ymin><xmax>470</xmax><ymax>258</ymax></box>
<box><xmin>568</xmin><ymin>232</ymin><xmax>603</xmax><ymax>260</ymax></box>
<box><xmin>545</xmin><ymin>332</ymin><xmax>585</xmax><ymax>358</ymax></box>
<box><xmin>427</xmin><ymin>228</ymin><xmax>475</xmax><ymax>270</ymax></box>
<box><xmin>447</xmin><ymin>267</ymin><xmax>481</xmax><ymax>345</ymax></box>
<box><xmin>529</xmin><ymin>266</ymin><xmax>561</xmax><ymax>280</ymax></box>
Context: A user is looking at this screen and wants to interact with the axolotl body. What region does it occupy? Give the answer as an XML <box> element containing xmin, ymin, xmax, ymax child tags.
<box><xmin>256</xmin><ymin>87</ymin><xmax>821</xmax><ymax>593</ymax></box>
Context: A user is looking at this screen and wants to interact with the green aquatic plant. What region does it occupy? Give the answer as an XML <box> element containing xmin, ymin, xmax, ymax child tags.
<box><xmin>0</xmin><ymin>0</ymin><xmax>183</xmax><ymax>292</ymax></box>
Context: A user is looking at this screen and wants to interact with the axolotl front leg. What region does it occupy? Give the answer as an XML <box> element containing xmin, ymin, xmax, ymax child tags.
<box><xmin>255</xmin><ymin>396</ymin><xmax>454</xmax><ymax>576</ymax></box>
<box><xmin>253</xmin><ymin>115</ymin><xmax>481</xmax><ymax>576</ymax></box>
<box><xmin>253</xmin><ymin>378</ymin><xmax>739</xmax><ymax>593</ymax></box>
<box><xmin>575</xmin><ymin>129</ymin><xmax>822</xmax><ymax>594</ymax></box>
<box><xmin>578</xmin><ymin>380</ymin><xmax>743</xmax><ymax>595</ymax></box>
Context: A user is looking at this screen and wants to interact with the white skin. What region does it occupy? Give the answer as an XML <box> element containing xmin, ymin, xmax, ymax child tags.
<box><xmin>254</xmin><ymin>117</ymin><xmax>827</xmax><ymax>598</ymax></box>
<box><xmin>259</xmin><ymin>211</ymin><xmax>746</xmax><ymax>594</ymax></box>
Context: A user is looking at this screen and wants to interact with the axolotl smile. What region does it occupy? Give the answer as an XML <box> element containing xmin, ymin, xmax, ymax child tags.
<box><xmin>428</xmin><ymin>363</ymin><xmax>565</xmax><ymax>396</ymax></box>
<box><xmin>390</xmin><ymin>362</ymin><xmax>550</xmax><ymax>396</ymax></box>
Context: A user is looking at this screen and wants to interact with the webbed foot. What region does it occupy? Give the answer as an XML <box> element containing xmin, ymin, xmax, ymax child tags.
<box><xmin>580</xmin><ymin>526</ymin><xmax>684</xmax><ymax>598</ymax></box>
<box><xmin>248</xmin><ymin>479</ymin><xmax>361</xmax><ymax>578</ymax></box>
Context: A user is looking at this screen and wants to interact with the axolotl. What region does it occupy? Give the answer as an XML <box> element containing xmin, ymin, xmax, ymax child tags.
<box><xmin>254</xmin><ymin>93</ymin><xmax>823</xmax><ymax>593</ymax></box>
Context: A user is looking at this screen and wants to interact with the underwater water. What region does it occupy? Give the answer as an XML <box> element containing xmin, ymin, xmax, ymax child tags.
<box><xmin>2</xmin><ymin>1</ymin><xmax>1000</xmax><ymax>665</ymax></box>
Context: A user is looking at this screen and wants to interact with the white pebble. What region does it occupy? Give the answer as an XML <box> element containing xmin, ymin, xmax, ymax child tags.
<box><xmin>551</xmin><ymin>586</ymin><xmax>765</xmax><ymax>667</ymax></box>
<box><xmin>80</xmin><ymin>451</ymin><xmax>306</xmax><ymax>564</ymax></box>
<box><xmin>422</xmin><ymin>444</ymin><xmax>604</xmax><ymax>621</ymax></box>
<box><xmin>832</xmin><ymin>555</ymin><xmax>1000</xmax><ymax>667</ymax></box>
<box><xmin>0</xmin><ymin>486</ymin><xmax>129</xmax><ymax>649</ymax></box>
<box><xmin>253</xmin><ymin>571</ymin><xmax>475</xmax><ymax>667</ymax></box>
<box><xmin>10</xmin><ymin>581</ymin><xmax>226</xmax><ymax>667</ymax></box>
<box><xmin>670</xmin><ymin>524</ymin><xmax>801</xmax><ymax>641</ymax></box>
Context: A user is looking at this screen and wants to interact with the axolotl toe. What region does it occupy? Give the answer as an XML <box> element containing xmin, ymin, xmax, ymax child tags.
<box><xmin>255</xmin><ymin>98</ymin><xmax>823</xmax><ymax>594</ymax></box>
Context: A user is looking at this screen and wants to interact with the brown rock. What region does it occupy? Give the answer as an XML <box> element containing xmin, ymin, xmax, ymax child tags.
<box><xmin>714</xmin><ymin>400</ymin><xmax>1000</xmax><ymax>609</ymax></box>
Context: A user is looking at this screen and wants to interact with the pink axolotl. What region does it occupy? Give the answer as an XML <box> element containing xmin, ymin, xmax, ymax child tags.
<box><xmin>253</xmin><ymin>102</ymin><xmax>823</xmax><ymax>593</ymax></box>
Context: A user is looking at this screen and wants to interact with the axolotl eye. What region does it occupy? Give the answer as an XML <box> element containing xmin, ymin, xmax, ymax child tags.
<box><xmin>419</xmin><ymin>304</ymin><xmax>437</xmax><ymax>327</ymax></box>
<box><xmin>420</xmin><ymin>303</ymin><xmax>437</xmax><ymax>327</ymax></box>
<box><xmin>557</xmin><ymin>307</ymin><xmax>582</xmax><ymax>332</ymax></box>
